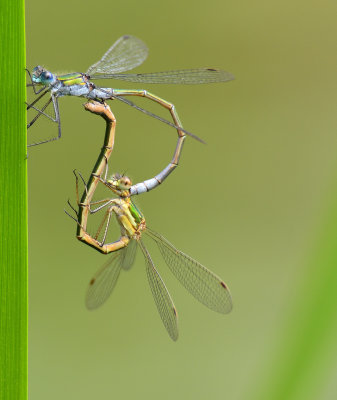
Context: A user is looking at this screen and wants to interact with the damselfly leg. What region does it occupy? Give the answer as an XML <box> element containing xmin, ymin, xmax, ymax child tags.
<box><xmin>26</xmin><ymin>93</ymin><xmax>61</xmax><ymax>147</ymax></box>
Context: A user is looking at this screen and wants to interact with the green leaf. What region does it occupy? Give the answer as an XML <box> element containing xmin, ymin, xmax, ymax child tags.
<box><xmin>0</xmin><ymin>1</ymin><xmax>27</xmax><ymax>399</ymax></box>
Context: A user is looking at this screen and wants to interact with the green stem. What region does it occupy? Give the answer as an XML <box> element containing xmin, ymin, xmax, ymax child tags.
<box><xmin>0</xmin><ymin>1</ymin><xmax>27</xmax><ymax>399</ymax></box>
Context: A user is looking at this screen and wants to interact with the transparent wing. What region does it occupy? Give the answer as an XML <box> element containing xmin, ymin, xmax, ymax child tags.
<box><xmin>86</xmin><ymin>35</ymin><xmax>148</xmax><ymax>76</ymax></box>
<box><xmin>91</xmin><ymin>68</ymin><xmax>234</xmax><ymax>84</ymax></box>
<box><xmin>110</xmin><ymin>94</ymin><xmax>205</xmax><ymax>144</ymax></box>
<box><xmin>95</xmin><ymin>87</ymin><xmax>205</xmax><ymax>143</ymax></box>
<box><xmin>146</xmin><ymin>228</ymin><xmax>232</xmax><ymax>314</ymax></box>
<box><xmin>121</xmin><ymin>239</ymin><xmax>137</xmax><ymax>271</ymax></box>
<box><xmin>138</xmin><ymin>239</ymin><xmax>179</xmax><ymax>341</ymax></box>
<box><xmin>86</xmin><ymin>248</ymin><xmax>126</xmax><ymax>310</ymax></box>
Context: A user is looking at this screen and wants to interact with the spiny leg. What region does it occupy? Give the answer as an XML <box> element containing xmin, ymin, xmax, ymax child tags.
<box><xmin>94</xmin><ymin>208</ymin><xmax>112</xmax><ymax>243</ymax></box>
<box><xmin>94</xmin><ymin>207</ymin><xmax>137</xmax><ymax>246</ymax></box>
<box><xmin>88</xmin><ymin>199</ymin><xmax>114</xmax><ymax>214</ymax></box>
<box><xmin>27</xmin><ymin>94</ymin><xmax>62</xmax><ymax>147</ymax></box>
<box><xmin>67</xmin><ymin>170</ymin><xmax>113</xmax><ymax>246</ymax></box>
<box><xmin>67</xmin><ymin>199</ymin><xmax>78</xmax><ymax>217</ymax></box>
<box><xmin>64</xmin><ymin>205</ymin><xmax>86</xmax><ymax>233</ymax></box>
<box><xmin>27</xmin><ymin>97</ymin><xmax>53</xmax><ymax>128</ymax></box>
<box><xmin>73</xmin><ymin>169</ymin><xmax>83</xmax><ymax>206</ymax></box>
<box><xmin>78</xmin><ymin>217</ymin><xmax>130</xmax><ymax>255</ymax></box>
<box><xmin>71</xmin><ymin>184</ymin><xmax>122</xmax><ymax>254</ymax></box>
<box><xmin>26</xmin><ymin>88</ymin><xmax>49</xmax><ymax>111</ymax></box>
<box><xmin>73</xmin><ymin>168</ymin><xmax>112</xmax><ymax>220</ymax></box>
<box><xmin>53</xmin><ymin>94</ymin><xmax>62</xmax><ymax>143</ymax></box>
<box><xmin>66</xmin><ymin>203</ymin><xmax>129</xmax><ymax>257</ymax></box>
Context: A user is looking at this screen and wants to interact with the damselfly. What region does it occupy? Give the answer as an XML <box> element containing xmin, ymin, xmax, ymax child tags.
<box><xmin>27</xmin><ymin>35</ymin><xmax>234</xmax><ymax>146</ymax></box>
<box><xmin>66</xmin><ymin>102</ymin><xmax>232</xmax><ymax>340</ymax></box>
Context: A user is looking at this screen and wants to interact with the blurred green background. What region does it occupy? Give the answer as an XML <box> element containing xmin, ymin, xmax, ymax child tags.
<box><xmin>27</xmin><ymin>0</ymin><xmax>337</xmax><ymax>399</ymax></box>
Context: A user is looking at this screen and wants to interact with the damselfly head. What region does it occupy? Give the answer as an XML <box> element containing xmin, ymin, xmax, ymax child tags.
<box><xmin>32</xmin><ymin>66</ymin><xmax>55</xmax><ymax>85</ymax></box>
<box><xmin>108</xmin><ymin>173</ymin><xmax>132</xmax><ymax>191</ymax></box>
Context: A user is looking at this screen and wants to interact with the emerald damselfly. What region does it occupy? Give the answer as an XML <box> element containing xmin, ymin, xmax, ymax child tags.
<box><xmin>27</xmin><ymin>35</ymin><xmax>234</xmax><ymax>146</ymax></box>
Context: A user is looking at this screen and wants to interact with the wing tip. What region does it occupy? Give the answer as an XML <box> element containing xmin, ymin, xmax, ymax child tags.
<box><xmin>205</xmin><ymin>68</ymin><xmax>235</xmax><ymax>81</ymax></box>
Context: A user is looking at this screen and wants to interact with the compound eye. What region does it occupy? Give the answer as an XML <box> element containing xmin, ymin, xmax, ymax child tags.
<box><xmin>32</xmin><ymin>66</ymin><xmax>42</xmax><ymax>77</ymax></box>
<box><xmin>44</xmin><ymin>71</ymin><xmax>52</xmax><ymax>80</ymax></box>
<box><xmin>121</xmin><ymin>177</ymin><xmax>131</xmax><ymax>187</ymax></box>
<box><xmin>107</xmin><ymin>179</ymin><xmax>116</xmax><ymax>187</ymax></box>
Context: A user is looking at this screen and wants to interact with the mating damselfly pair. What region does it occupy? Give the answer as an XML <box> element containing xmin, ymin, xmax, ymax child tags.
<box><xmin>66</xmin><ymin>102</ymin><xmax>232</xmax><ymax>341</ymax></box>
<box><xmin>29</xmin><ymin>34</ymin><xmax>234</xmax><ymax>339</ymax></box>
<box><xmin>27</xmin><ymin>34</ymin><xmax>234</xmax><ymax>146</ymax></box>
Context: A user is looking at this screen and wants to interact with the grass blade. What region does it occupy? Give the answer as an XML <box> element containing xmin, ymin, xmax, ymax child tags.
<box><xmin>0</xmin><ymin>1</ymin><xmax>27</xmax><ymax>399</ymax></box>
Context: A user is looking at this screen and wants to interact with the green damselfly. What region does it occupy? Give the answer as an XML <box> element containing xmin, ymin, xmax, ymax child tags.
<box><xmin>66</xmin><ymin>101</ymin><xmax>232</xmax><ymax>341</ymax></box>
<box><xmin>27</xmin><ymin>35</ymin><xmax>234</xmax><ymax>146</ymax></box>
